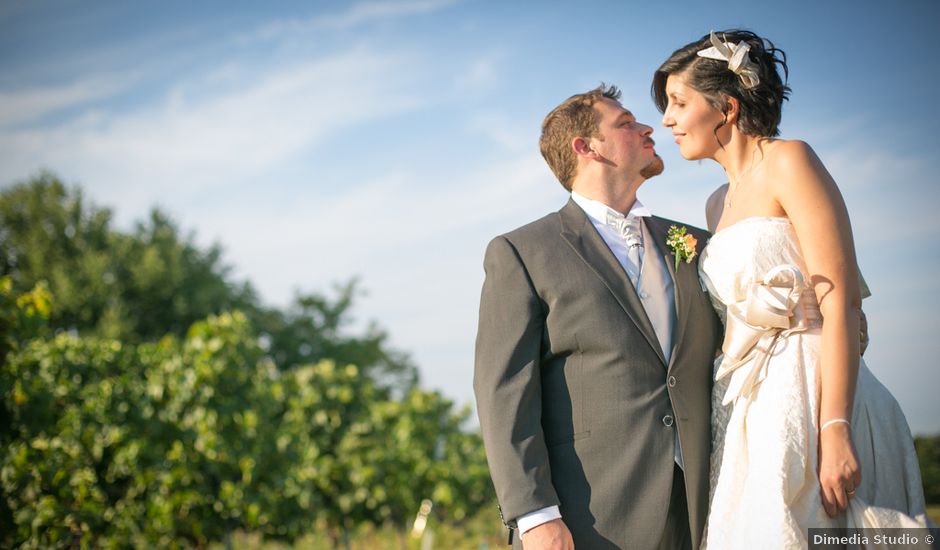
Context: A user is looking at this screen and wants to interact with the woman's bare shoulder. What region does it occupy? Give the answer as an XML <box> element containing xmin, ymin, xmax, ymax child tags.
<box><xmin>765</xmin><ymin>139</ymin><xmax>819</xmax><ymax>170</ymax></box>
<box><xmin>704</xmin><ymin>183</ymin><xmax>728</xmax><ymax>233</ymax></box>
<box><xmin>764</xmin><ymin>139</ymin><xmax>832</xmax><ymax>193</ymax></box>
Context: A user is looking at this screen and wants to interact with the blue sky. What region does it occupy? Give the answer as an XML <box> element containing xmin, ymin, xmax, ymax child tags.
<box><xmin>2</xmin><ymin>0</ymin><xmax>938</xmax><ymax>434</ymax></box>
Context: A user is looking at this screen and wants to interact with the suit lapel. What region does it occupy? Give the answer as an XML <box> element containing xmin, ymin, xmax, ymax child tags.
<box><xmin>558</xmin><ymin>200</ymin><xmax>666</xmax><ymax>366</ymax></box>
<box><xmin>645</xmin><ymin>216</ymin><xmax>695</xmax><ymax>371</ymax></box>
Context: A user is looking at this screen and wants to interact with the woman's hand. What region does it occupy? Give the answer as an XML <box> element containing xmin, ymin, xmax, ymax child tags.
<box><xmin>818</xmin><ymin>422</ymin><xmax>862</xmax><ymax>517</ymax></box>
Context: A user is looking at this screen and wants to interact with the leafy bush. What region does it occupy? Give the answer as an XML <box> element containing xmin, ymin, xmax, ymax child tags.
<box><xmin>915</xmin><ymin>435</ymin><xmax>940</xmax><ymax>505</ymax></box>
<box><xmin>0</xmin><ymin>281</ymin><xmax>493</xmax><ymax>548</ymax></box>
<box><xmin>0</xmin><ymin>174</ymin><xmax>494</xmax><ymax>547</ymax></box>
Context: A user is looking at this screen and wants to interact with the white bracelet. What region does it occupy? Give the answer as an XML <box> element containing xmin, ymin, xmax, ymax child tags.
<box><xmin>820</xmin><ymin>418</ymin><xmax>850</xmax><ymax>432</ymax></box>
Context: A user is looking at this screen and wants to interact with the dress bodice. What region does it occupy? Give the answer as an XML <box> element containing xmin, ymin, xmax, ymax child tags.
<box><xmin>699</xmin><ymin>217</ymin><xmax>818</xmax><ymax>326</ymax></box>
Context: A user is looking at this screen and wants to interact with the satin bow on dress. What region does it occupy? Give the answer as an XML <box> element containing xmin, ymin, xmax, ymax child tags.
<box><xmin>715</xmin><ymin>264</ymin><xmax>818</xmax><ymax>405</ymax></box>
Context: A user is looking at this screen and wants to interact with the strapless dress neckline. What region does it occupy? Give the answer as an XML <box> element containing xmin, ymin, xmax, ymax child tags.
<box><xmin>710</xmin><ymin>216</ymin><xmax>791</xmax><ymax>241</ymax></box>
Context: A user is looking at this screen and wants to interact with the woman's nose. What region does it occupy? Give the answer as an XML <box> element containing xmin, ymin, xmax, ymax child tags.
<box><xmin>661</xmin><ymin>112</ymin><xmax>673</xmax><ymax>127</ymax></box>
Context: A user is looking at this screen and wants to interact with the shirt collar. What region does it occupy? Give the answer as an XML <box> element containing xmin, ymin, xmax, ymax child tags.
<box><xmin>570</xmin><ymin>191</ymin><xmax>652</xmax><ymax>225</ymax></box>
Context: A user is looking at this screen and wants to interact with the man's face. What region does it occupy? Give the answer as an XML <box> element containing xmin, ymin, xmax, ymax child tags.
<box><xmin>590</xmin><ymin>98</ymin><xmax>664</xmax><ymax>179</ymax></box>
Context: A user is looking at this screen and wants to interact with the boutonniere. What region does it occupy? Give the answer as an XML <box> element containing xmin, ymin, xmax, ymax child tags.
<box><xmin>666</xmin><ymin>225</ymin><xmax>698</xmax><ymax>270</ymax></box>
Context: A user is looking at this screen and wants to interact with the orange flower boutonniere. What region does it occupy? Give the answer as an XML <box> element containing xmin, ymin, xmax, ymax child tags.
<box><xmin>666</xmin><ymin>225</ymin><xmax>698</xmax><ymax>270</ymax></box>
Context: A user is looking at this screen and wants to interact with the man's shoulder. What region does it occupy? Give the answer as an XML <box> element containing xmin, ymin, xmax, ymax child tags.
<box><xmin>491</xmin><ymin>207</ymin><xmax>570</xmax><ymax>246</ymax></box>
<box><xmin>502</xmin><ymin>212</ymin><xmax>560</xmax><ymax>239</ymax></box>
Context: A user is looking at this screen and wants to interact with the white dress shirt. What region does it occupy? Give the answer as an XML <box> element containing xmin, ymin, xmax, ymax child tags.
<box><xmin>572</xmin><ymin>192</ymin><xmax>651</xmax><ymax>285</ymax></box>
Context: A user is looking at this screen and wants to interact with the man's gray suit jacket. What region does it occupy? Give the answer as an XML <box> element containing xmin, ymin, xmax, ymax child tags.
<box><xmin>474</xmin><ymin>199</ymin><xmax>722</xmax><ymax>549</ymax></box>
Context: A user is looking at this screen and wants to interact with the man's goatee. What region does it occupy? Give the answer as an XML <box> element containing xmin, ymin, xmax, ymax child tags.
<box><xmin>641</xmin><ymin>155</ymin><xmax>665</xmax><ymax>178</ymax></box>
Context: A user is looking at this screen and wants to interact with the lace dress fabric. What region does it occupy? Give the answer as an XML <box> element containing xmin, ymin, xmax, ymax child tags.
<box><xmin>699</xmin><ymin>217</ymin><xmax>932</xmax><ymax>549</ymax></box>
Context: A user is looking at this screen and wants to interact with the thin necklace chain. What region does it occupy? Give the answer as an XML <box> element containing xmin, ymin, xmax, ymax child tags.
<box><xmin>724</xmin><ymin>144</ymin><xmax>764</xmax><ymax>209</ymax></box>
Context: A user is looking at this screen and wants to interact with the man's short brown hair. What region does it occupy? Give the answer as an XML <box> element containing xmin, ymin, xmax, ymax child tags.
<box><xmin>539</xmin><ymin>84</ymin><xmax>622</xmax><ymax>191</ymax></box>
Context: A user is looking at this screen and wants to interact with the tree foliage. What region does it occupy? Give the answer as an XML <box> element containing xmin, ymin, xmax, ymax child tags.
<box><xmin>1</xmin><ymin>280</ymin><xmax>493</xmax><ymax>548</ymax></box>
<box><xmin>0</xmin><ymin>173</ymin><xmax>416</xmax><ymax>390</ymax></box>
<box><xmin>0</xmin><ymin>174</ymin><xmax>253</xmax><ymax>342</ymax></box>
<box><xmin>915</xmin><ymin>435</ymin><xmax>940</xmax><ymax>505</ymax></box>
<box><xmin>0</xmin><ymin>173</ymin><xmax>493</xmax><ymax>548</ymax></box>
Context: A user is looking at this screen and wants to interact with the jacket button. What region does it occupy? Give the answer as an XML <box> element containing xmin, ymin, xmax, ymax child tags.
<box><xmin>662</xmin><ymin>414</ymin><xmax>674</xmax><ymax>427</ymax></box>
<box><xmin>668</xmin><ymin>376</ymin><xmax>677</xmax><ymax>387</ymax></box>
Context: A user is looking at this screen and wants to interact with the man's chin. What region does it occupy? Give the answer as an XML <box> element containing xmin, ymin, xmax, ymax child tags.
<box><xmin>640</xmin><ymin>155</ymin><xmax>665</xmax><ymax>179</ymax></box>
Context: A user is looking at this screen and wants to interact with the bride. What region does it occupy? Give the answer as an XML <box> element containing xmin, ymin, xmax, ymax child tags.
<box><xmin>652</xmin><ymin>30</ymin><xmax>933</xmax><ymax>548</ymax></box>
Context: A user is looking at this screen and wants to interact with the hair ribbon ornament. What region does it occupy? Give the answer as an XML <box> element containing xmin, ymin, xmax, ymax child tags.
<box><xmin>696</xmin><ymin>31</ymin><xmax>761</xmax><ymax>89</ymax></box>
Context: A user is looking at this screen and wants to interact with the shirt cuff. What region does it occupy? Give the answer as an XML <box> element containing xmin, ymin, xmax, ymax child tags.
<box><xmin>516</xmin><ymin>505</ymin><xmax>562</xmax><ymax>535</ymax></box>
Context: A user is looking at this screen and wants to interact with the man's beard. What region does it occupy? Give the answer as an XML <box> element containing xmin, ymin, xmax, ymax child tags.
<box><xmin>640</xmin><ymin>154</ymin><xmax>664</xmax><ymax>178</ymax></box>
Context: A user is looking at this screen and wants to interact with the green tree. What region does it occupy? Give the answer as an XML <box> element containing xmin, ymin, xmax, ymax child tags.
<box><xmin>1</xmin><ymin>309</ymin><xmax>160</xmax><ymax>547</ymax></box>
<box><xmin>265</xmin><ymin>366</ymin><xmax>493</xmax><ymax>549</ymax></box>
<box><xmin>0</xmin><ymin>172</ymin><xmax>417</xmax><ymax>391</ymax></box>
<box><xmin>135</xmin><ymin>312</ymin><xmax>276</xmax><ymax>547</ymax></box>
<box><xmin>0</xmin><ymin>172</ymin><xmax>256</xmax><ymax>342</ymax></box>
<box><xmin>1</xmin><ymin>174</ymin><xmax>492</xmax><ymax>547</ymax></box>
<box><xmin>915</xmin><ymin>434</ymin><xmax>940</xmax><ymax>505</ymax></box>
<box><xmin>338</xmin><ymin>389</ymin><xmax>493</xmax><ymax>548</ymax></box>
<box><xmin>0</xmin><ymin>277</ymin><xmax>55</xmax><ymax>545</ymax></box>
<box><xmin>252</xmin><ymin>281</ymin><xmax>417</xmax><ymax>392</ymax></box>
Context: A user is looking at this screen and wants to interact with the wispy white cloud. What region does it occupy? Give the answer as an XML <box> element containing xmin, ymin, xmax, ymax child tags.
<box><xmin>314</xmin><ymin>0</ymin><xmax>462</xmax><ymax>29</ymax></box>
<box><xmin>0</xmin><ymin>46</ymin><xmax>427</xmax><ymax>219</ymax></box>
<box><xmin>196</xmin><ymin>153</ymin><xmax>556</xmax><ymax>302</ymax></box>
<box><xmin>466</xmin><ymin>110</ymin><xmax>533</xmax><ymax>152</ymax></box>
<box><xmin>0</xmin><ymin>73</ymin><xmax>139</xmax><ymax>128</ymax></box>
<box><xmin>248</xmin><ymin>0</ymin><xmax>461</xmax><ymax>41</ymax></box>
<box><xmin>453</xmin><ymin>55</ymin><xmax>501</xmax><ymax>94</ymax></box>
<box><xmin>821</xmin><ymin>146</ymin><xmax>940</xmax><ymax>244</ymax></box>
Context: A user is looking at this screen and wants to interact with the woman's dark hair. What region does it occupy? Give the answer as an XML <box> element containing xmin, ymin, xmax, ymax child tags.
<box><xmin>652</xmin><ymin>29</ymin><xmax>790</xmax><ymax>138</ymax></box>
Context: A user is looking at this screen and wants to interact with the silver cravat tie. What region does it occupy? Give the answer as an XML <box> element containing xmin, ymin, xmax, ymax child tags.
<box><xmin>606</xmin><ymin>210</ymin><xmax>643</xmax><ymax>247</ymax></box>
<box><xmin>606</xmin><ymin>210</ymin><xmax>644</xmax><ymax>276</ymax></box>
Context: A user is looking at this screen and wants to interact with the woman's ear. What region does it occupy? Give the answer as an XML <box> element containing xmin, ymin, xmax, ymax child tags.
<box><xmin>724</xmin><ymin>96</ymin><xmax>741</xmax><ymax>126</ymax></box>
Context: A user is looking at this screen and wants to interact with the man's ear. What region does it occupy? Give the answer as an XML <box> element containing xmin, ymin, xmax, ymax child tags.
<box><xmin>572</xmin><ymin>136</ymin><xmax>596</xmax><ymax>159</ymax></box>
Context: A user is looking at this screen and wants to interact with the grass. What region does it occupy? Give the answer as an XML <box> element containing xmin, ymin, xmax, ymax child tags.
<box><xmin>208</xmin><ymin>506</ymin><xmax>507</xmax><ymax>550</ymax></box>
<box><xmin>212</xmin><ymin>504</ymin><xmax>940</xmax><ymax>549</ymax></box>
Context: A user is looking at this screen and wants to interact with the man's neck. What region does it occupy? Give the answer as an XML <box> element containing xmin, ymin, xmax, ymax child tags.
<box><xmin>571</xmin><ymin>177</ymin><xmax>644</xmax><ymax>215</ymax></box>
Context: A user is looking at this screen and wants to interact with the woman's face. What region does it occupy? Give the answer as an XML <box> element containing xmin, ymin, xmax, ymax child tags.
<box><xmin>661</xmin><ymin>73</ymin><xmax>727</xmax><ymax>160</ymax></box>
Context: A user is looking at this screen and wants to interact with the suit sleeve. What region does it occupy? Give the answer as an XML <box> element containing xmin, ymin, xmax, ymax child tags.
<box><xmin>473</xmin><ymin>235</ymin><xmax>559</xmax><ymax>525</ymax></box>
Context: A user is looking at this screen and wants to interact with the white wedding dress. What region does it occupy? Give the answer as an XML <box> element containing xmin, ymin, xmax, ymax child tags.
<box><xmin>698</xmin><ymin>216</ymin><xmax>933</xmax><ymax>549</ymax></box>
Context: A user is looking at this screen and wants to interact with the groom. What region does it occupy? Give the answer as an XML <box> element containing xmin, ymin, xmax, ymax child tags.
<box><xmin>474</xmin><ymin>84</ymin><xmax>722</xmax><ymax>550</ymax></box>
